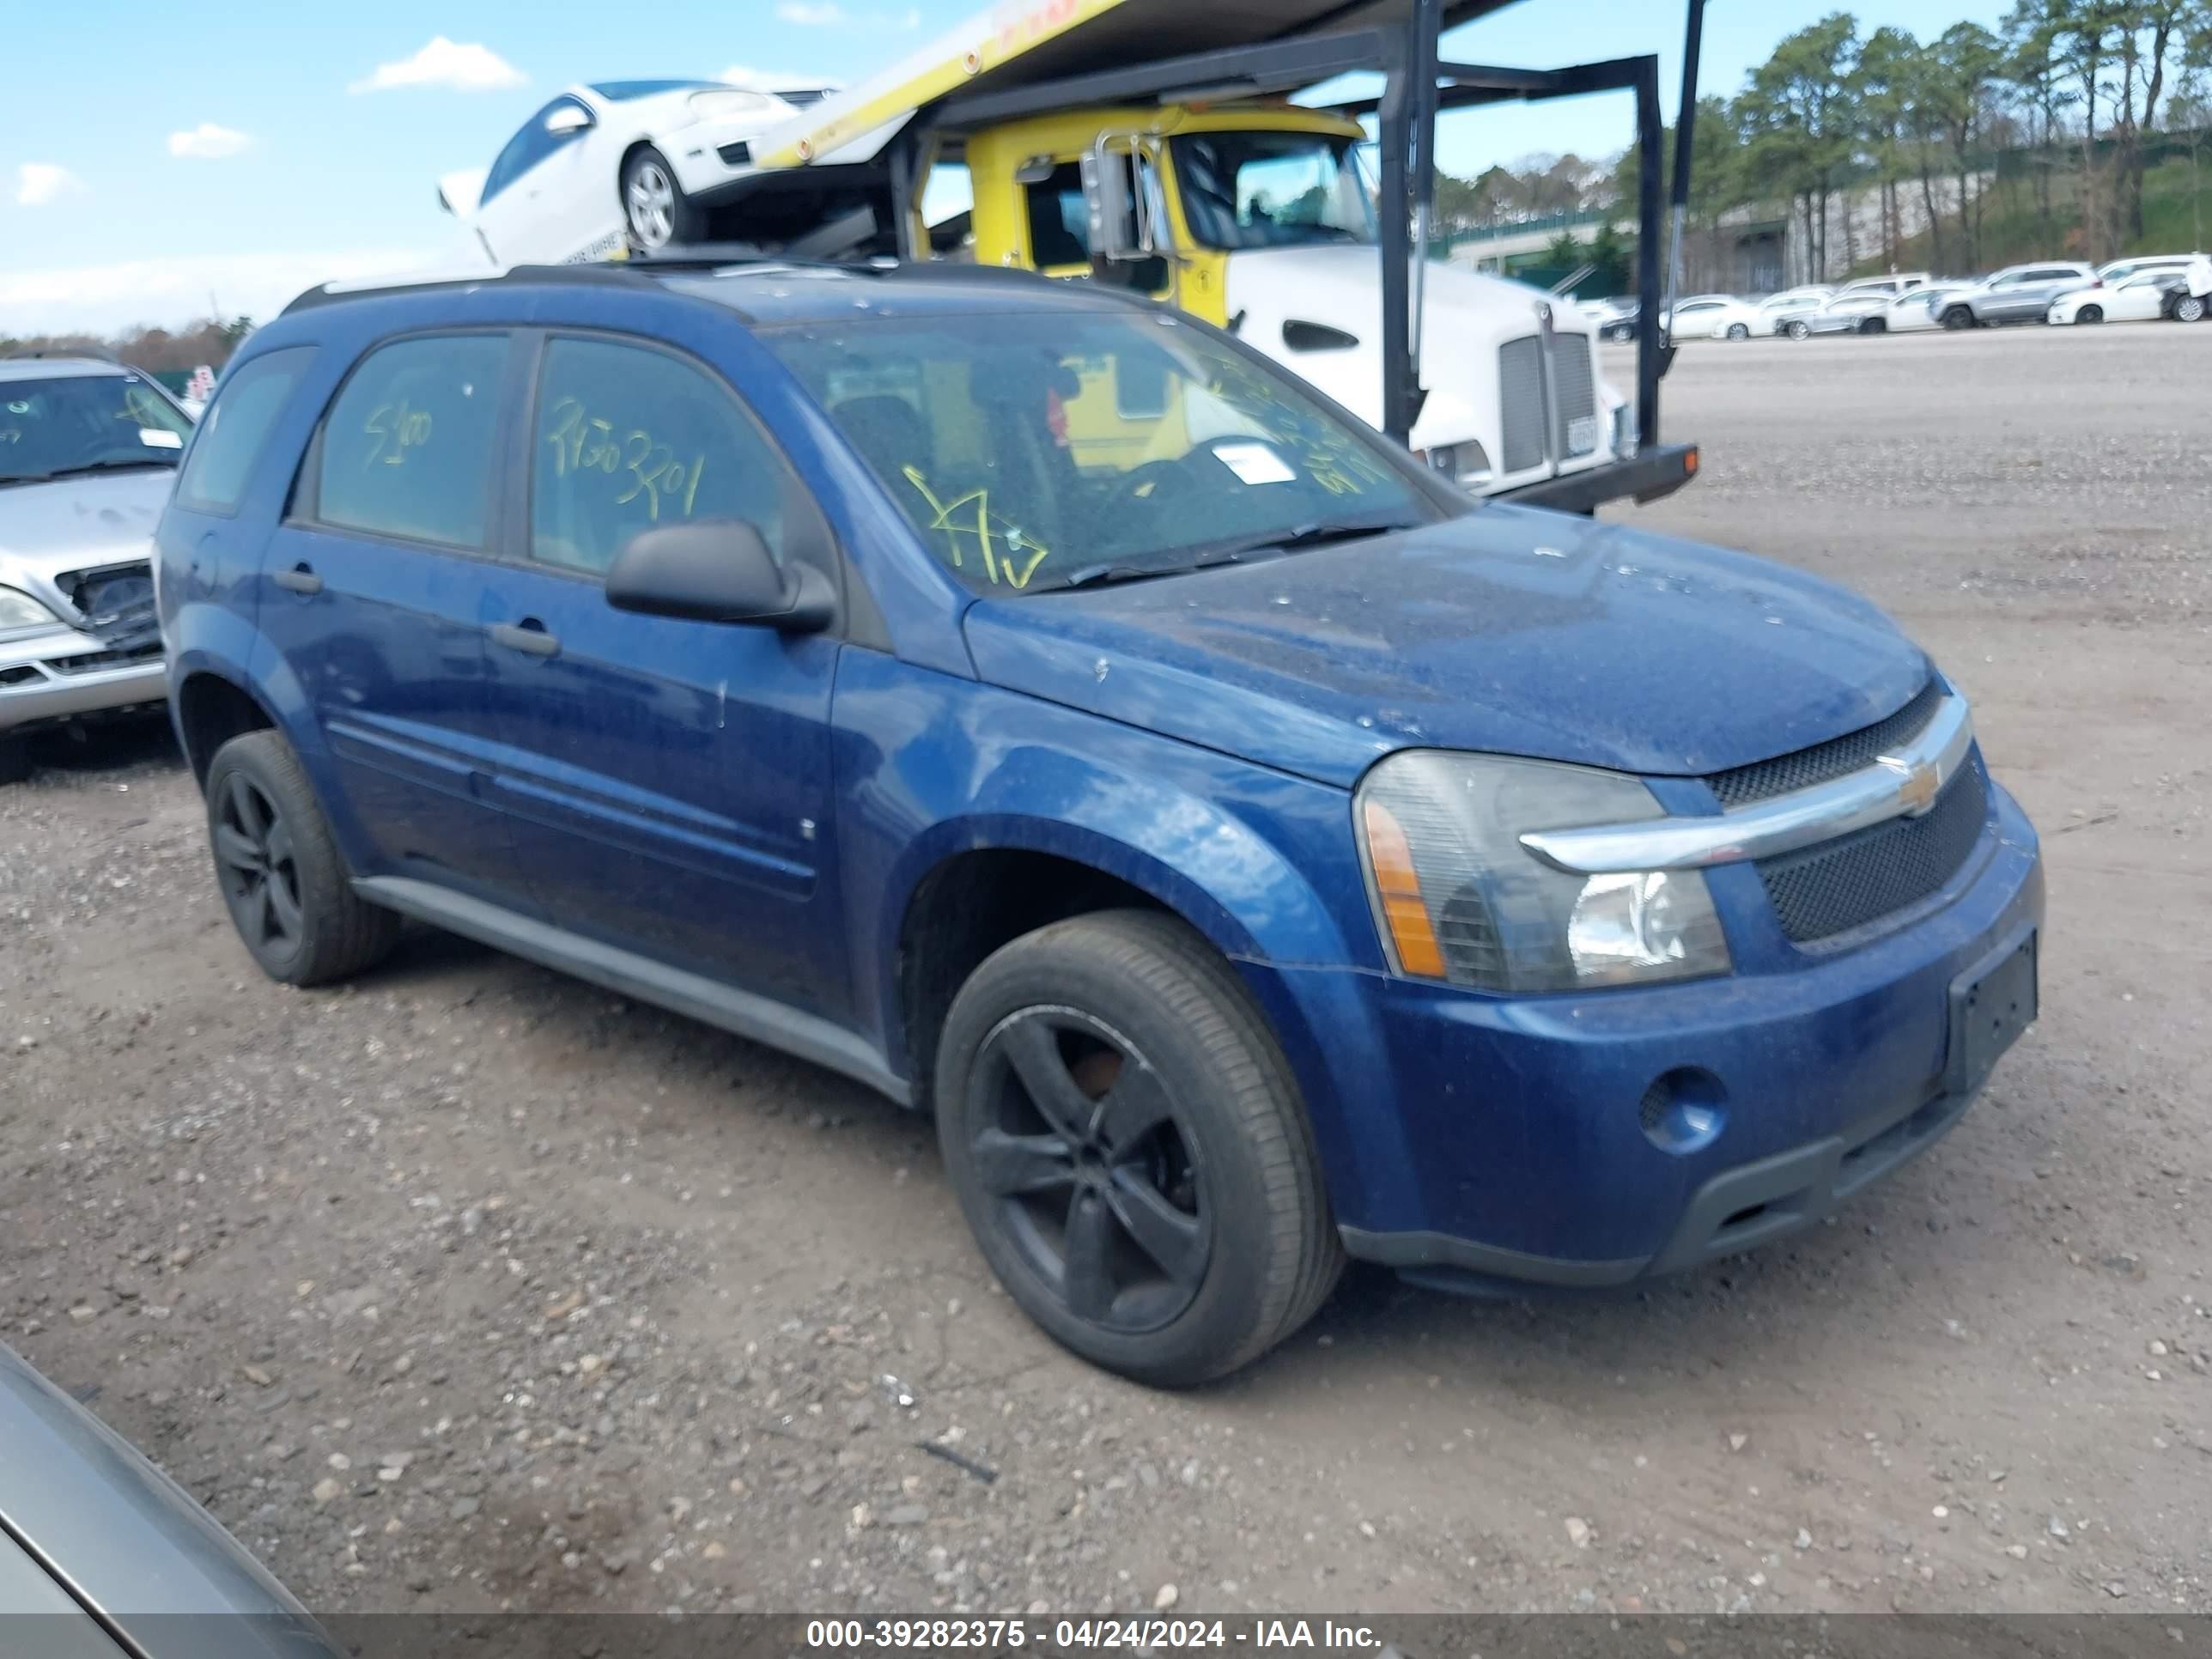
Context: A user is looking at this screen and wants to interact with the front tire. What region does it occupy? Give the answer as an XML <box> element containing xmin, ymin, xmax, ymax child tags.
<box><xmin>1942</xmin><ymin>305</ymin><xmax>1976</xmax><ymax>330</ymax></box>
<box><xmin>2075</xmin><ymin>305</ymin><xmax>2102</xmax><ymax>325</ymax></box>
<box><xmin>204</xmin><ymin>731</ymin><xmax>399</xmax><ymax>986</ymax></box>
<box><xmin>934</xmin><ymin>910</ymin><xmax>1341</xmax><ymax>1387</ymax></box>
<box><xmin>1725</xmin><ymin>323</ymin><xmax>1749</xmax><ymax>341</ymax></box>
<box><xmin>1860</xmin><ymin>316</ymin><xmax>1887</xmax><ymax>334</ymax></box>
<box><xmin>1785</xmin><ymin>319</ymin><xmax>1811</xmax><ymax>340</ymax></box>
<box><xmin>621</xmin><ymin>146</ymin><xmax>703</xmax><ymax>252</ymax></box>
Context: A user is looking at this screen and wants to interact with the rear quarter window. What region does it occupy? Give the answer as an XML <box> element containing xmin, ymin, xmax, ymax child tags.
<box><xmin>313</xmin><ymin>334</ymin><xmax>507</xmax><ymax>549</ymax></box>
<box><xmin>171</xmin><ymin>349</ymin><xmax>316</xmax><ymax>517</ymax></box>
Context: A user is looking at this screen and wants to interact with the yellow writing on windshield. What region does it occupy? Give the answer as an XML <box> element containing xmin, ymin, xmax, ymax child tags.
<box><xmin>544</xmin><ymin>397</ymin><xmax>706</xmax><ymax>523</ymax></box>
<box><xmin>363</xmin><ymin>400</ymin><xmax>434</xmax><ymax>467</ymax></box>
<box><xmin>901</xmin><ymin>466</ymin><xmax>1051</xmax><ymax>588</ymax></box>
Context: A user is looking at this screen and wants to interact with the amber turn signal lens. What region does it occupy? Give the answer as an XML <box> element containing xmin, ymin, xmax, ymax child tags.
<box><xmin>1361</xmin><ymin>799</ymin><xmax>1447</xmax><ymax>980</ymax></box>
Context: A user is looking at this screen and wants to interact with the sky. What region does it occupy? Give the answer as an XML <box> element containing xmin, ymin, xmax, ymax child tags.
<box><xmin>3</xmin><ymin>0</ymin><xmax>2008</xmax><ymax>335</ymax></box>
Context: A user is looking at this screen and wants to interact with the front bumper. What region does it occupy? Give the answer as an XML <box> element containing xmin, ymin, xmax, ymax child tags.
<box><xmin>1497</xmin><ymin>442</ymin><xmax>1698</xmax><ymax>514</ymax></box>
<box><xmin>0</xmin><ymin>627</ymin><xmax>167</xmax><ymax>735</ymax></box>
<box><xmin>1249</xmin><ymin>779</ymin><xmax>2043</xmax><ymax>1289</ymax></box>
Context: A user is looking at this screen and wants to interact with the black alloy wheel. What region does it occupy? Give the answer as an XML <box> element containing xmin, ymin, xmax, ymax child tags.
<box><xmin>213</xmin><ymin>769</ymin><xmax>304</xmax><ymax>957</ymax></box>
<box><xmin>968</xmin><ymin>1006</ymin><xmax>1208</xmax><ymax>1334</ymax></box>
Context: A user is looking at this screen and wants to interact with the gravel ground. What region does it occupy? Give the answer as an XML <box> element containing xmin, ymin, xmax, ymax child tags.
<box><xmin>3</xmin><ymin>322</ymin><xmax>2208</xmax><ymax>1619</ymax></box>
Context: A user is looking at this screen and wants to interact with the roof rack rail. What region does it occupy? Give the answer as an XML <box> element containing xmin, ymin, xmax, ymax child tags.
<box><xmin>279</xmin><ymin>261</ymin><xmax>652</xmax><ymax>317</ymax></box>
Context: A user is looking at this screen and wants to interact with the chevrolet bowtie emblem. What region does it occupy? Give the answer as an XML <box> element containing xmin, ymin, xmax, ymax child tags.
<box><xmin>1881</xmin><ymin>755</ymin><xmax>1941</xmax><ymax>816</ymax></box>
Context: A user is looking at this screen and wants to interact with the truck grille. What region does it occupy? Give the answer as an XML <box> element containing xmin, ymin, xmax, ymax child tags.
<box><xmin>1498</xmin><ymin>337</ymin><xmax>1547</xmax><ymax>473</ymax></box>
<box><xmin>1552</xmin><ymin>334</ymin><xmax>1597</xmax><ymax>458</ymax></box>
<box><xmin>1498</xmin><ymin>328</ymin><xmax>1600</xmax><ymax>476</ymax></box>
<box><xmin>1753</xmin><ymin>757</ymin><xmax>1989</xmax><ymax>944</ymax></box>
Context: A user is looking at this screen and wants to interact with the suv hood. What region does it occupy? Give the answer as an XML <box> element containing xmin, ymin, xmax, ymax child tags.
<box><xmin>0</xmin><ymin>468</ymin><xmax>173</xmax><ymax>581</ymax></box>
<box><xmin>961</xmin><ymin>505</ymin><xmax>1928</xmax><ymax>788</ymax></box>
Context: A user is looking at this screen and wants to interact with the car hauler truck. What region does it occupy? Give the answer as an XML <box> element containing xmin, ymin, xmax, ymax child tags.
<box><xmin>443</xmin><ymin>0</ymin><xmax>1705</xmax><ymax>512</ymax></box>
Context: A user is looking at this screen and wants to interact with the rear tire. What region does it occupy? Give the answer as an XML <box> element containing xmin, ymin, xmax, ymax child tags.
<box><xmin>621</xmin><ymin>146</ymin><xmax>704</xmax><ymax>252</ymax></box>
<box><xmin>204</xmin><ymin>730</ymin><xmax>399</xmax><ymax>987</ymax></box>
<box><xmin>1942</xmin><ymin>305</ymin><xmax>1976</xmax><ymax>330</ymax></box>
<box><xmin>934</xmin><ymin>909</ymin><xmax>1342</xmax><ymax>1387</ymax></box>
<box><xmin>2177</xmin><ymin>295</ymin><xmax>2207</xmax><ymax>323</ymax></box>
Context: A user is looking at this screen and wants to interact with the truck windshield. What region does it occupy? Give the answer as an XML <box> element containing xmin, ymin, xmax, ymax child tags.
<box><xmin>767</xmin><ymin>308</ymin><xmax>1435</xmax><ymax>595</ymax></box>
<box><xmin>1172</xmin><ymin>131</ymin><xmax>1378</xmax><ymax>251</ymax></box>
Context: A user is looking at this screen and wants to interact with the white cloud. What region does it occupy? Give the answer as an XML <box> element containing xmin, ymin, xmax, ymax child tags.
<box><xmin>349</xmin><ymin>36</ymin><xmax>525</xmax><ymax>94</ymax></box>
<box><xmin>718</xmin><ymin>64</ymin><xmax>830</xmax><ymax>92</ymax></box>
<box><xmin>775</xmin><ymin>2</ymin><xmax>848</xmax><ymax>22</ymax></box>
<box><xmin>0</xmin><ymin>246</ymin><xmax>452</xmax><ymax>336</ymax></box>
<box><xmin>167</xmin><ymin>123</ymin><xmax>252</xmax><ymax>160</ymax></box>
<box><xmin>898</xmin><ymin>6</ymin><xmax>921</xmax><ymax>26</ymax></box>
<box><xmin>15</xmin><ymin>163</ymin><xmax>83</xmax><ymax>207</ymax></box>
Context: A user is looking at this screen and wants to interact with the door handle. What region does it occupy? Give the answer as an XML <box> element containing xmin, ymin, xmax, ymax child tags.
<box><xmin>273</xmin><ymin>563</ymin><xmax>322</xmax><ymax>596</ymax></box>
<box><xmin>489</xmin><ymin>620</ymin><xmax>560</xmax><ymax>658</ymax></box>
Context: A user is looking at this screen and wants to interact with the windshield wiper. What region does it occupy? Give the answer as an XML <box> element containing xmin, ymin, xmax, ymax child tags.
<box><xmin>1199</xmin><ymin>516</ymin><xmax>1419</xmax><ymax>562</ymax></box>
<box><xmin>41</xmin><ymin>457</ymin><xmax>179</xmax><ymax>480</ymax></box>
<box><xmin>1051</xmin><ymin>551</ymin><xmax>1257</xmax><ymax>592</ymax></box>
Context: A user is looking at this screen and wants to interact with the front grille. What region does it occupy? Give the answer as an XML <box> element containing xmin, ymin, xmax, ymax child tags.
<box><xmin>1551</xmin><ymin>332</ymin><xmax>1597</xmax><ymax>457</ymax></box>
<box><xmin>1755</xmin><ymin>759</ymin><xmax>1989</xmax><ymax>944</ymax></box>
<box><xmin>1707</xmin><ymin>678</ymin><xmax>1941</xmax><ymax>808</ymax></box>
<box><xmin>51</xmin><ymin>642</ymin><xmax>162</xmax><ymax>675</ymax></box>
<box><xmin>57</xmin><ymin>560</ymin><xmax>160</xmax><ymax>651</ymax></box>
<box><xmin>1498</xmin><ymin>337</ymin><xmax>1546</xmax><ymax>473</ymax></box>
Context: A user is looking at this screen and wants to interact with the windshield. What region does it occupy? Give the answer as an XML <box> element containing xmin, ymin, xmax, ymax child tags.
<box><xmin>767</xmin><ymin>310</ymin><xmax>1437</xmax><ymax>594</ymax></box>
<box><xmin>588</xmin><ymin>79</ymin><xmax>720</xmax><ymax>100</ymax></box>
<box><xmin>0</xmin><ymin>372</ymin><xmax>192</xmax><ymax>486</ymax></box>
<box><xmin>1172</xmin><ymin>131</ymin><xmax>1377</xmax><ymax>251</ymax></box>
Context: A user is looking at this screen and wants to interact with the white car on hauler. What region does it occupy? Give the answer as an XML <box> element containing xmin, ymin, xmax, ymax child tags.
<box><xmin>441</xmin><ymin>79</ymin><xmax>834</xmax><ymax>265</ymax></box>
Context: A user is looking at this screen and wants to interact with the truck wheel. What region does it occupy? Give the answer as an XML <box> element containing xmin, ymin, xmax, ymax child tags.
<box><xmin>204</xmin><ymin>730</ymin><xmax>400</xmax><ymax>987</ymax></box>
<box><xmin>934</xmin><ymin>910</ymin><xmax>1342</xmax><ymax>1387</ymax></box>
<box><xmin>1942</xmin><ymin>305</ymin><xmax>1976</xmax><ymax>330</ymax></box>
<box><xmin>622</xmin><ymin>146</ymin><xmax>703</xmax><ymax>252</ymax></box>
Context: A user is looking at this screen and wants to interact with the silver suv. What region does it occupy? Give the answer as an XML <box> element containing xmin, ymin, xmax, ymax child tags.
<box><xmin>0</xmin><ymin>358</ymin><xmax>192</xmax><ymax>782</ymax></box>
<box><xmin>1938</xmin><ymin>262</ymin><xmax>2100</xmax><ymax>328</ymax></box>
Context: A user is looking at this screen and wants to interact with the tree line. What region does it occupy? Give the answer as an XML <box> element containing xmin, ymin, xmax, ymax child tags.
<box><xmin>1442</xmin><ymin>3</ymin><xmax>2212</xmax><ymax>283</ymax></box>
<box><xmin>1</xmin><ymin>316</ymin><xmax>256</xmax><ymax>375</ymax></box>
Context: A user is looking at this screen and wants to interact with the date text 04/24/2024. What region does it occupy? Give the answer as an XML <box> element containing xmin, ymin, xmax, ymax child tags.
<box><xmin>803</xmin><ymin>1618</ymin><xmax>1386</xmax><ymax>1650</ymax></box>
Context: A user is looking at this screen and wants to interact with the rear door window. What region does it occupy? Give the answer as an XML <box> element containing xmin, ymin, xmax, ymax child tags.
<box><xmin>174</xmin><ymin>349</ymin><xmax>313</xmax><ymax>516</ymax></box>
<box><xmin>527</xmin><ymin>335</ymin><xmax>795</xmax><ymax>577</ymax></box>
<box><xmin>313</xmin><ymin>334</ymin><xmax>508</xmax><ymax>549</ymax></box>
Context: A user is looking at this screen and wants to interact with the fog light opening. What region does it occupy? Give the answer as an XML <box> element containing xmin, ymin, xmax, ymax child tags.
<box><xmin>1638</xmin><ymin>1067</ymin><xmax>1728</xmax><ymax>1154</ymax></box>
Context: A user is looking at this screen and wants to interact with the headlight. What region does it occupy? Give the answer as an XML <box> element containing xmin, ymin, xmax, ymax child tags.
<box><xmin>1356</xmin><ymin>750</ymin><xmax>1730</xmax><ymax>992</ymax></box>
<box><xmin>1425</xmin><ymin>441</ymin><xmax>1493</xmax><ymax>491</ymax></box>
<box><xmin>0</xmin><ymin>585</ymin><xmax>67</xmax><ymax>638</ymax></box>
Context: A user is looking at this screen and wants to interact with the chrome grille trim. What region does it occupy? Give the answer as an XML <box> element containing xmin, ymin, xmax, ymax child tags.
<box><xmin>1519</xmin><ymin>691</ymin><xmax>1978</xmax><ymax>876</ymax></box>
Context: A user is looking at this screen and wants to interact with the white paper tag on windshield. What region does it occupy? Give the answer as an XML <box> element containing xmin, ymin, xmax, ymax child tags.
<box><xmin>138</xmin><ymin>428</ymin><xmax>184</xmax><ymax>449</ymax></box>
<box><xmin>1212</xmin><ymin>441</ymin><xmax>1296</xmax><ymax>486</ymax></box>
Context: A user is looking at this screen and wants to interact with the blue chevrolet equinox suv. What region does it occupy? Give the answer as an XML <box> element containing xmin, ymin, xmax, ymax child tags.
<box><xmin>157</xmin><ymin>259</ymin><xmax>2043</xmax><ymax>1384</ymax></box>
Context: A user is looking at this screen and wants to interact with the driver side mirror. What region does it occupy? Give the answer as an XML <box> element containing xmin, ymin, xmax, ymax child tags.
<box><xmin>545</xmin><ymin>105</ymin><xmax>592</xmax><ymax>137</ymax></box>
<box><xmin>1080</xmin><ymin>140</ymin><xmax>1152</xmax><ymax>263</ymax></box>
<box><xmin>605</xmin><ymin>520</ymin><xmax>835</xmax><ymax>633</ymax></box>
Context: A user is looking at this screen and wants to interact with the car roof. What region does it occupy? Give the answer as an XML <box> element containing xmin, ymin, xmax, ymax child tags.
<box><xmin>282</xmin><ymin>258</ymin><xmax>1161</xmax><ymax>329</ymax></box>
<box><xmin>0</xmin><ymin>356</ymin><xmax>135</xmax><ymax>383</ymax></box>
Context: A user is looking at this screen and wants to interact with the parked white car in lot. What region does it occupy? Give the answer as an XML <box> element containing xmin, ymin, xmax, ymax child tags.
<box><xmin>1756</xmin><ymin>286</ymin><xmax>1832</xmax><ymax>333</ymax></box>
<box><xmin>2049</xmin><ymin>268</ymin><xmax>2185</xmax><ymax>325</ymax></box>
<box><xmin>1669</xmin><ymin>294</ymin><xmax>1765</xmax><ymax>340</ymax></box>
<box><xmin>442</xmin><ymin>78</ymin><xmax>832</xmax><ymax>264</ymax></box>
<box><xmin>1883</xmin><ymin>286</ymin><xmax>1965</xmax><ymax>331</ymax></box>
<box><xmin>2095</xmin><ymin>253</ymin><xmax>2193</xmax><ymax>286</ymax></box>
